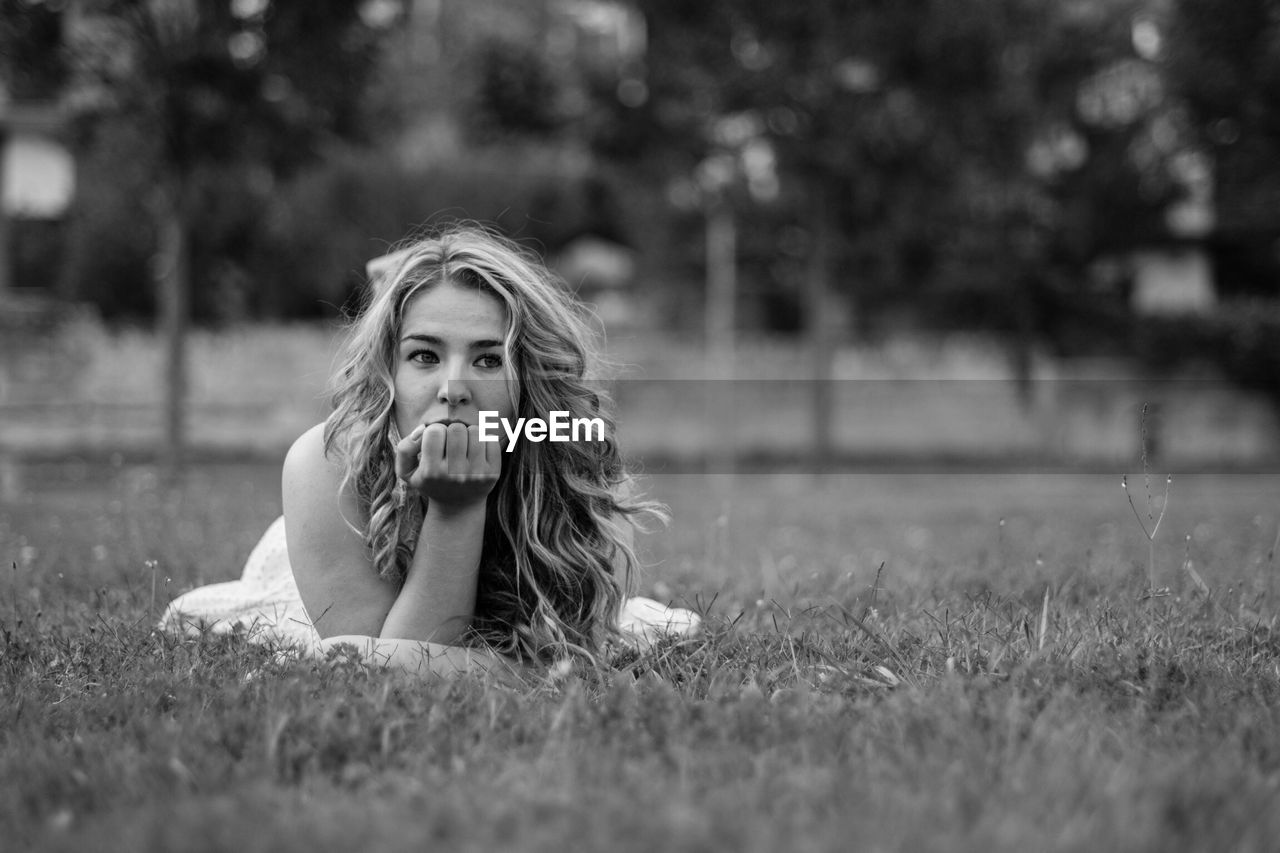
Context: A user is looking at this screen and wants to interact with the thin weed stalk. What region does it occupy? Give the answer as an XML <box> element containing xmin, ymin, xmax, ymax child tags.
<box><xmin>1038</xmin><ymin>584</ymin><xmax>1050</xmax><ymax>652</ymax></box>
<box><xmin>1262</xmin><ymin>517</ymin><xmax>1280</xmax><ymax>604</ymax></box>
<box><xmin>149</xmin><ymin>560</ymin><xmax>158</xmax><ymax>618</ymax></box>
<box><xmin>1123</xmin><ymin>403</ymin><xmax>1171</xmax><ymax>595</ymax></box>
<box><xmin>997</xmin><ymin>517</ymin><xmax>1006</xmax><ymax>575</ymax></box>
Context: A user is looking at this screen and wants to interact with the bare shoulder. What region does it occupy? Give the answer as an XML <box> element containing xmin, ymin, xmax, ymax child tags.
<box><xmin>284</xmin><ymin>423</ymin><xmax>337</xmax><ymax>494</ymax></box>
<box><xmin>283</xmin><ymin>424</ymin><xmax>358</xmax><ymax>546</ymax></box>
<box><xmin>283</xmin><ymin>423</ymin><xmax>397</xmax><ymax>638</ymax></box>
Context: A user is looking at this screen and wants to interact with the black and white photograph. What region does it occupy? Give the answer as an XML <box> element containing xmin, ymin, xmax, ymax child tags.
<box><xmin>2</xmin><ymin>1</ymin><xmax>1279</xmax><ymax>850</ymax></box>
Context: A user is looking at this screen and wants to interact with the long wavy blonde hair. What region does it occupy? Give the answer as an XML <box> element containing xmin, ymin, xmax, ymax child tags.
<box><xmin>324</xmin><ymin>224</ymin><xmax>664</xmax><ymax>662</ymax></box>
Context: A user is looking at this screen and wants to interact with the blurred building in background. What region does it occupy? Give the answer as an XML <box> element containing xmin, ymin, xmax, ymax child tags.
<box><xmin>0</xmin><ymin>0</ymin><xmax>74</xmax><ymax>345</ymax></box>
<box><xmin>0</xmin><ymin>96</ymin><xmax>73</xmax><ymax>294</ymax></box>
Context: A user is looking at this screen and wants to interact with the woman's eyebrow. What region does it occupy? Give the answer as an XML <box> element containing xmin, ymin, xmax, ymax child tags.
<box><xmin>400</xmin><ymin>333</ymin><xmax>504</xmax><ymax>349</ymax></box>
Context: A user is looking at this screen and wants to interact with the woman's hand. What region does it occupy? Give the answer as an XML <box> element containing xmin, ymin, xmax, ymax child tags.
<box><xmin>394</xmin><ymin>422</ymin><xmax>501</xmax><ymax>510</ymax></box>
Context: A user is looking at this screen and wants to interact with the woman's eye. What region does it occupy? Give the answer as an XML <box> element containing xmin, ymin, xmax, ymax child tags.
<box><xmin>409</xmin><ymin>350</ymin><xmax>438</xmax><ymax>365</ymax></box>
<box><xmin>476</xmin><ymin>353</ymin><xmax>503</xmax><ymax>369</ymax></box>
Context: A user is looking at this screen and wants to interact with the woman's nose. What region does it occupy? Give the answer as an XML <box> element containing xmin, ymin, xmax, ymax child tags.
<box><xmin>437</xmin><ymin>374</ymin><xmax>471</xmax><ymax>406</ymax></box>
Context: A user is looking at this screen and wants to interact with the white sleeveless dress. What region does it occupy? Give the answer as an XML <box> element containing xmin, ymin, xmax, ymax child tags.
<box><xmin>159</xmin><ymin>516</ymin><xmax>700</xmax><ymax>656</ymax></box>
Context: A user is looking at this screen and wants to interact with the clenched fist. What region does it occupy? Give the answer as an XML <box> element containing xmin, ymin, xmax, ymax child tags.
<box><xmin>394</xmin><ymin>422</ymin><xmax>501</xmax><ymax>510</ymax></box>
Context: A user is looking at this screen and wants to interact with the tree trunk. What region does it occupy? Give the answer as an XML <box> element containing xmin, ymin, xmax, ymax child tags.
<box><xmin>705</xmin><ymin>199</ymin><xmax>736</xmax><ymax>361</ymax></box>
<box><xmin>1010</xmin><ymin>286</ymin><xmax>1034</xmax><ymax>415</ymax></box>
<box><xmin>152</xmin><ymin>177</ymin><xmax>189</xmax><ymax>476</ymax></box>
<box><xmin>705</xmin><ymin>196</ymin><xmax>737</xmax><ymax>474</ymax></box>
<box><xmin>0</xmin><ymin>129</ymin><xmax>10</xmax><ymax>296</ymax></box>
<box><xmin>807</xmin><ymin>183</ymin><xmax>836</xmax><ymax>473</ymax></box>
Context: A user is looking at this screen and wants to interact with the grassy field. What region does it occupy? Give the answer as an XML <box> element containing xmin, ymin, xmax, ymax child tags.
<box><xmin>3</xmin><ymin>460</ymin><xmax>1280</xmax><ymax>851</ymax></box>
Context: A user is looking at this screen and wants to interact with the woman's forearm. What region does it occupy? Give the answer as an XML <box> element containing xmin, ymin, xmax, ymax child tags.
<box><xmin>378</xmin><ymin>501</ymin><xmax>486</xmax><ymax>643</ymax></box>
<box><xmin>319</xmin><ymin>635</ymin><xmax>522</xmax><ymax>682</ymax></box>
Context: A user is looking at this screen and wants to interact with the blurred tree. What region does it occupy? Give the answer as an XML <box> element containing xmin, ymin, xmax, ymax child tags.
<box><xmin>249</xmin><ymin>143</ymin><xmax>604</xmax><ymax>318</ymax></box>
<box><xmin>1130</xmin><ymin>0</ymin><xmax>1280</xmax><ymax>411</ymax></box>
<box><xmin>469</xmin><ymin>36</ymin><xmax>567</xmax><ymax>139</ymax></box>
<box><xmin>52</xmin><ymin>0</ymin><xmax>399</xmax><ymax>469</ymax></box>
<box><xmin>0</xmin><ymin>0</ymin><xmax>68</xmax><ymax>99</ymax></box>
<box><xmin>625</xmin><ymin>0</ymin><xmax>1179</xmax><ymax>324</ymax></box>
<box><xmin>604</xmin><ymin>1</ymin><xmax>1184</xmax><ymax>440</ymax></box>
<box><xmin>1164</xmin><ymin>0</ymin><xmax>1280</xmax><ymax>296</ymax></box>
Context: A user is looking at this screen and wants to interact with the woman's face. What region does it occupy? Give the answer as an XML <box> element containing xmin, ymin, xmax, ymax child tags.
<box><xmin>392</xmin><ymin>279</ymin><xmax>517</xmax><ymax>438</ymax></box>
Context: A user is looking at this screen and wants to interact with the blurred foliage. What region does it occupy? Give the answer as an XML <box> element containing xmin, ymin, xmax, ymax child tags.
<box><xmin>1165</xmin><ymin>0</ymin><xmax>1280</xmax><ymax>147</ymax></box>
<box><xmin>1146</xmin><ymin>0</ymin><xmax>1280</xmax><ymax>404</ymax></box>
<box><xmin>63</xmin><ymin>0</ymin><xmax>394</xmax><ymax>176</ymax></box>
<box><xmin>248</xmin><ymin>145</ymin><xmax>622</xmax><ymax>319</ymax></box>
<box><xmin>50</xmin><ymin>140</ymin><xmax>613</xmax><ymax>322</ymax></box>
<box><xmin>621</xmin><ymin>0</ymin><xmax>1181</xmax><ymax>340</ymax></box>
<box><xmin>469</xmin><ymin>37</ymin><xmax>569</xmax><ymax>140</ymax></box>
<box><xmin>56</xmin><ymin>117</ymin><xmax>159</xmax><ymax>317</ymax></box>
<box><xmin>3</xmin><ymin>0</ymin><xmax>1279</xmax><ymax>392</ymax></box>
<box><xmin>1</xmin><ymin>0</ymin><xmax>401</xmax><ymax>322</ymax></box>
<box><xmin>1165</xmin><ymin>0</ymin><xmax>1280</xmax><ymax>290</ymax></box>
<box><xmin>0</xmin><ymin>0</ymin><xmax>67</xmax><ymax>98</ymax></box>
<box><xmin>1135</xmin><ymin>304</ymin><xmax>1280</xmax><ymax>408</ymax></box>
<box><xmin>8</xmin><ymin>218</ymin><xmax>65</xmax><ymax>290</ymax></box>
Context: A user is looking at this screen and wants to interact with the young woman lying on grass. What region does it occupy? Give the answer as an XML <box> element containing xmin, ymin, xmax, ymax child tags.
<box><xmin>161</xmin><ymin>224</ymin><xmax>698</xmax><ymax>676</ymax></box>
